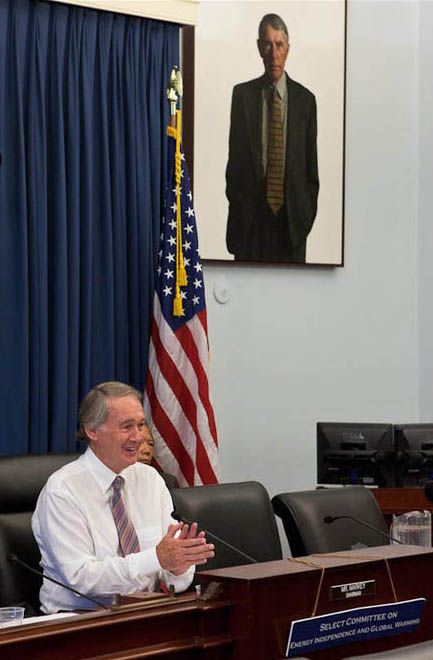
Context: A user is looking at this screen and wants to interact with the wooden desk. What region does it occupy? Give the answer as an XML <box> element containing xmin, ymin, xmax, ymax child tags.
<box><xmin>372</xmin><ymin>488</ymin><xmax>433</xmax><ymax>534</ymax></box>
<box><xmin>0</xmin><ymin>592</ymin><xmax>238</xmax><ymax>659</ymax></box>
<box><xmin>372</xmin><ymin>487</ymin><xmax>433</xmax><ymax>516</ymax></box>
<box><xmin>198</xmin><ymin>544</ymin><xmax>433</xmax><ymax>660</ymax></box>
<box><xmin>2</xmin><ymin>546</ymin><xmax>432</xmax><ymax>659</ymax></box>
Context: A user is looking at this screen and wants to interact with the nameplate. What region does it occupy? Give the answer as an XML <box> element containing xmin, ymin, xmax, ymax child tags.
<box><xmin>330</xmin><ymin>579</ymin><xmax>376</xmax><ymax>601</ymax></box>
<box><xmin>286</xmin><ymin>598</ymin><xmax>425</xmax><ymax>658</ymax></box>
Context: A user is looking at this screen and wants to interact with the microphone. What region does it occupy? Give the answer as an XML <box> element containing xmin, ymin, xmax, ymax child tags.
<box><xmin>171</xmin><ymin>511</ymin><xmax>258</xmax><ymax>564</ymax></box>
<box><xmin>423</xmin><ymin>482</ymin><xmax>433</xmax><ymax>504</ymax></box>
<box><xmin>6</xmin><ymin>554</ymin><xmax>110</xmax><ymax>610</ymax></box>
<box><xmin>323</xmin><ymin>515</ymin><xmax>403</xmax><ymax>545</ymax></box>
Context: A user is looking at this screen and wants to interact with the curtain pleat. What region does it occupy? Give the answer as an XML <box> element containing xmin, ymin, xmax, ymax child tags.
<box><xmin>0</xmin><ymin>0</ymin><xmax>179</xmax><ymax>454</ymax></box>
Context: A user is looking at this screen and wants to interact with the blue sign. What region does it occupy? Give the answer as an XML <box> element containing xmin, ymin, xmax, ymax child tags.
<box><xmin>286</xmin><ymin>598</ymin><xmax>425</xmax><ymax>657</ymax></box>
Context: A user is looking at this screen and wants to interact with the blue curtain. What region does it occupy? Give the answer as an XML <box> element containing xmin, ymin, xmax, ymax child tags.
<box><xmin>0</xmin><ymin>0</ymin><xmax>179</xmax><ymax>454</ymax></box>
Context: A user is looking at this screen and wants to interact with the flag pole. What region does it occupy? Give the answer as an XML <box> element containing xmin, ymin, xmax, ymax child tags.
<box><xmin>166</xmin><ymin>67</ymin><xmax>187</xmax><ymax>316</ymax></box>
<box><xmin>166</xmin><ymin>65</ymin><xmax>183</xmax><ymax>125</ymax></box>
<box><xmin>143</xmin><ymin>68</ymin><xmax>220</xmax><ymax>486</ymax></box>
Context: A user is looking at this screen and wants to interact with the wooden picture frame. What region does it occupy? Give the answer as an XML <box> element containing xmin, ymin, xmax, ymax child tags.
<box><xmin>192</xmin><ymin>1</ymin><xmax>347</xmax><ymax>266</ymax></box>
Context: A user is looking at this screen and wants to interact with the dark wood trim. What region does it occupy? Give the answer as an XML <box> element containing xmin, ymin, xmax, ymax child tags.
<box><xmin>181</xmin><ymin>25</ymin><xmax>195</xmax><ymax>191</ymax></box>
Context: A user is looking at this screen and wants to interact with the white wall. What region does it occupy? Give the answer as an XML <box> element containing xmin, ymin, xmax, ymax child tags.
<box><xmin>198</xmin><ymin>0</ymin><xmax>420</xmax><ymax>517</ymax></box>
<box><xmin>44</xmin><ymin>0</ymin><xmax>198</xmax><ymax>24</ymax></box>
<box><xmin>418</xmin><ymin>0</ymin><xmax>433</xmax><ymax>419</ymax></box>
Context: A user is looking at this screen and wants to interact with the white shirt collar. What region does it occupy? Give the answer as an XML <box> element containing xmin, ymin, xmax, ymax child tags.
<box><xmin>83</xmin><ymin>447</ymin><xmax>119</xmax><ymax>494</ymax></box>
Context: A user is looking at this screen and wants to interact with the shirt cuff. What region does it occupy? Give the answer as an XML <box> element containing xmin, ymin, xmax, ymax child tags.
<box><xmin>131</xmin><ymin>546</ymin><xmax>161</xmax><ymax>578</ymax></box>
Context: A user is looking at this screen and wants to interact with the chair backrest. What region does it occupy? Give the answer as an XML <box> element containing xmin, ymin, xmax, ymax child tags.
<box><xmin>0</xmin><ymin>453</ymin><xmax>80</xmax><ymax>611</ymax></box>
<box><xmin>0</xmin><ymin>453</ymin><xmax>80</xmax><ymax>513</ymax></box>
<box><xmin>171</xmin><ymin>481</ymin><xmax>282</xmax><ymax>571</ymax></box>
<box><xmin>272</xmin><ymin>486</ymin><xmax>389</xmax><ymax>557</ymax></box>
<box><xmin>160</xmin><ymin>471</ymin><xmax>179</xmax><ymax>490</ymax></box>
<box><xmin>0</xmin><ymin>512</ymin><xmax>40</xmax><ymax>613</ymax></box>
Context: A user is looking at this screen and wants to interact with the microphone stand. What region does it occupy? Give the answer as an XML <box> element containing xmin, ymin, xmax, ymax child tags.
<box><xmin>7</xmin><ymin>555</ymin><xmax>179</xmax><ymax>613</ymax></box>
<box><xmin>323</xmin><ymin>515</ymin><xmax>403</xmax><ymax>544</ymax></box>
<box><xmin>6</xmin><ymin>554</ymin><xmax>110</xmax><ymax>610</ymax></box>
<box><xmin>171</xmin><ymin>511</ymin><xmax>258</xmax><ymax>564</ymax></box>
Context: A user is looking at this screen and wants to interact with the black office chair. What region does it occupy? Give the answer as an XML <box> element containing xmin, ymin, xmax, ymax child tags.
<box><xmin>272</xmin><ymin>486</ymin><xmax>389</xmax><ymax>557</ymax></box>
<box><xmin>171</xmin><ymin>481</ymin><xmax>282</xmax><ymax>571</ymax></box>
<box><xmin>0</xmin><ymin>453</ymin><xmax>80</xmax><ymax>613</ymax></box>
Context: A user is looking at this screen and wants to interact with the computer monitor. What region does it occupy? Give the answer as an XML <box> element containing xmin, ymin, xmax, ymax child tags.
<box><xmin>317</xmin><ymin>422</ymin><xmax>395</xmax><ymax>487</ymax></box>
<box><xmin>394</xmin><ymin>424</ymin><xmax>433</xmax><ymax>486</ymax></box>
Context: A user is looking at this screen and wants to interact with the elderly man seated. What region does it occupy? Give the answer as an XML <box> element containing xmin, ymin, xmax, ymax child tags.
<box><xmin>32</xmin><ymin>381</ymin><xmax>214</xmax><ymax>613</ymax></box>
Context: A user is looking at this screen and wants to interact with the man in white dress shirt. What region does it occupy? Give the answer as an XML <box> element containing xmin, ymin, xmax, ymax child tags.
<box><xmin>32</xmin><ymin>382</ymin><xmax>214</xmax><ymax>613</ymax></box>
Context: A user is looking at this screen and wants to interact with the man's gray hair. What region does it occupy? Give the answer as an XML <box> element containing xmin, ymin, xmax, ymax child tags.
<box><xmin>258</xmin><ymin>14</ymin><xmax>289</xmax><ymax>43</ymax></box>
<box><xmin>77</xmin><ymin>381</ymin><xmax>144</xmax><ymax>444</ymax></box>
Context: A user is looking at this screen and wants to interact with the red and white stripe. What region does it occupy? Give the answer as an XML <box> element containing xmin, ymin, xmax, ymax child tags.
<box><xmin>144</xmin><ymin>295</ymin><xmax>220</xmax><ymax>486</ymax></box>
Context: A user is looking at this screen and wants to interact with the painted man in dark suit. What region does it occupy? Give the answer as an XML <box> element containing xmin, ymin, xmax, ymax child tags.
<box><xmin>226</xmin><ymin>14</ymin><xmax>319</xmax><ymax>263</ymax></box>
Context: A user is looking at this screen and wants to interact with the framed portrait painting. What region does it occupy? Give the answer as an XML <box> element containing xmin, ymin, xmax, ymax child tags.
<box><xmin>193</xmin><ymin>0</ymin><xmax>346</xmax><ymax>266</ymax></box>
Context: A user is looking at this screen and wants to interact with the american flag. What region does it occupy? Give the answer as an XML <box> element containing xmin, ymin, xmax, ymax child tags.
<box><xmin>144</xmin><ymin>117</ymin><xmax>220</xmax><ymax>486</ymax></box>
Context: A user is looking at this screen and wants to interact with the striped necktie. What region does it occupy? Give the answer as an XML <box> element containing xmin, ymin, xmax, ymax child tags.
<box><xmin>266</xmin><ymin>86</ymin><xmax>284</xmax><ymax>215</ymax></box>
<box><xmin>110</xmin><ymin>475</ymin><xmax>140</xmax><ymax>556</ymax></box>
